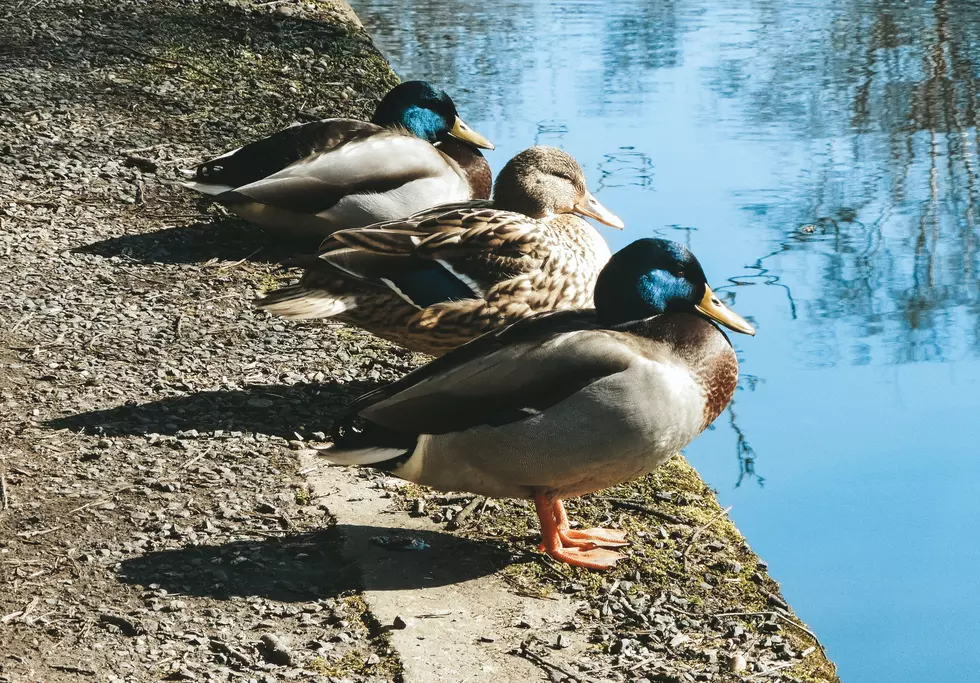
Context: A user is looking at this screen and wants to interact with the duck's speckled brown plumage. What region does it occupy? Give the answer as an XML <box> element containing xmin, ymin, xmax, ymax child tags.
<box><xmin>256</xmin><ymin>146</ymin><xmax>620</xmax><ymax>356</ymax></box>
<box><xmin>362</xmin><ymin>216</ymin><xmax>606</xmax><ymax>355</ymax></box>
<box><xmin>273</xmin><ymin>210</ymin><xmax>610</xmax><ymax>356</ymax></box>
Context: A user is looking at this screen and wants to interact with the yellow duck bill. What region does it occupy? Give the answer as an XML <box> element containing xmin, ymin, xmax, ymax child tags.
<box><xmin>696</xmin><ymin>286</ymin><xmax>756</xmax><ymax>336</ymax></box>
<box><xmin>573</xmin><ymin>192</ymin><xmax>625</xmax><ymax>229</ymax></box>
<box><xmin>449</xmin><ymin>117</ymin><xmax>495</xmax><ymax>150</ymax></box>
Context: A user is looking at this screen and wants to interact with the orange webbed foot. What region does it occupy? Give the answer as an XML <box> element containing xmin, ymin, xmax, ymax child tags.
<box><xmin>533</xmin><ymin>493</ymin><xmax>627</xmax><ymax>571</ymax></box>
<box><xmin>559</xmin><ymin>527</ymin><xmax>629</xmax><ymax>549</ymax></box>
<box><xmin>544</xmin><ymin>545</ymin><xmax>623</xmax><ymax>570</ymax></box>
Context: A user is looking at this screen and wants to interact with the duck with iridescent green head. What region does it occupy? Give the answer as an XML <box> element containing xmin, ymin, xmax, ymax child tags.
<box><xmin>319</xmin><ymin>238</ymin><xmax>756</xmax><ymax>569</ymax></box>
<box><xmin>180</xmin><ymin>81</ymin><xmax>494</xmax><ymax>238</ymax></box>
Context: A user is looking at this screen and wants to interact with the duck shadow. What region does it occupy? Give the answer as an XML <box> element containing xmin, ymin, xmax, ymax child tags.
<box><xmin>73</xmin><ymin>216</ymin><xmax>320</xmax><ymax>266</ymax></box>
<box><xmin>45</xmin><ymin>380</ymin><xmax>382</xmax><ymax>439</ymax></box>
<box><xmin>116</xmin><ymin>524</ymin><xmax>515</xmax><ymax>601</ymax></box>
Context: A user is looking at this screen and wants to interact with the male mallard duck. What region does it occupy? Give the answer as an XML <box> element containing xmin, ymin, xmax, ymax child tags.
<box><xmin>320</xmin><ymin>238</ymin><xmax>756</xmax><ymax>570</ymax></box>
<box><xmin>255</xmin><ymin>146</ymin><xmax>624</xmax><ymax>356</ymax></box>
<box><xmin>180</xmin><ymin>81</ymin><xmax>494</xmax><ymax>238</ymax></box>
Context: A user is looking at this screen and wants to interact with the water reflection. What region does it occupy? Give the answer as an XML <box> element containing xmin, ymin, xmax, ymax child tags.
<box><xmin>726</xmin><ymin>398</ymin><xmax>764</xmax><ymax>489</ymax></box>
<box><xmin>596</xmin><ymin>147</ymin><xmax>655</xmax><ymax>191</ymax></box>
<box><xmin>717</xmin><ymin>0</ymin><xmax>980</xmax><ymax>364</ymax></box>
<box><xmin>533</xmin><ymin>119</ymin><xmax>568</xmax><ymax>146</ymax></box>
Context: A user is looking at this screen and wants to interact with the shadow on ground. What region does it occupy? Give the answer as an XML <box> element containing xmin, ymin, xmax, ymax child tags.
<box><xmin>73</xmin><ymin>217</ymin><xmax>319</xmax><ymax>265</ymax></box>
<box><xmin>45</xmin><ymin>380</ymin><xmax>384</xmax><ymax>438</ymax></box>
<box><xmin>117</xmin><ymin>524</ymin><xmax>516</xmax><ymax>601</ymax></box>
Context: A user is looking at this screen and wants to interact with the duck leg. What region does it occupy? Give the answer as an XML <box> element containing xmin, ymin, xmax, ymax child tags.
<box><xmin>553</xmin><ymin>500</ymin><xmax>629</xmax><ymax>548</ymax></box>
<box><xmin>533</xmin><ymin>492</ymin><xmax>622</xmax><ymax>570</ymax></box>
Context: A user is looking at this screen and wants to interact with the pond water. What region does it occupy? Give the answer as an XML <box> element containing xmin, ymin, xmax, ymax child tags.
<box><xmin>351</xmin><ymin>0</ymin><xmax>980</xmax><ymax>680</ymax></box>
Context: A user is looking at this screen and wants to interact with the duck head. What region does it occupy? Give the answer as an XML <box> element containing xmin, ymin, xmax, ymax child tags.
<box><xmin>371</xmin><ymin>80</ymin><xmax>494</xmax><ymax>150</ymax></box>
<box><xmin>491</xmin><ymin>146</ymin><xmax>624</xmax><ymax>228</ymax></box>
<box><xmin>594</xmin><ymin>238</ymin><xmax>755</xmax><ymax>334</ymax></box>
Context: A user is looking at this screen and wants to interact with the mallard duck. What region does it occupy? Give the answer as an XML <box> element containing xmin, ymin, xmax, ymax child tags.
<box><xmin>180</xmin><ymin>81</ymin><xmax>494</xmax><ymax>238</ymax></box>
<box><xmin>255</xmin><ymin>146</ymin><xmax>624</xmax><ymax>356</ymax></box>
<box><xmin>320</xmin><ymin>238</ymin><xmax>756</xmax><ymax>570</ymax></box>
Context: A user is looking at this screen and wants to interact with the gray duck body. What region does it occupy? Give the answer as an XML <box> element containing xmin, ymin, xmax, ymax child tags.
<box><xmin>338</xmin><ymin>310</ymin><xmax>738</xmax><ymax>500</ymax></box>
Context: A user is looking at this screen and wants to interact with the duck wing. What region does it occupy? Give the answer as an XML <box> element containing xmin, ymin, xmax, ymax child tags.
<box><xmin>212</xmin><ymin>132</ymin><xmax>465</xmax><ymax>214</ymax></box>
<box><xmin>318</xmin><ymin>206</ymin><xmax>543</xmax><ymax>307</ymax></box>
<box><xmin>181</xmin><ymin>119</ymin><xmax>380</xmax><ymax>194</ymax></box>
<box><xmin>345</xmin><ymin>309</ymin><xmax>636</xmax><ymax>435</ymax></box>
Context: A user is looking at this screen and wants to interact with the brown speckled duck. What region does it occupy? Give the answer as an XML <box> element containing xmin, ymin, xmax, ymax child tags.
<box><xmin>180</xmin><ymin>81</ymin><xmax>493</xmax><ymax>238</ymax></box>
<box><xmin>320</xmin><ymin>238</ymin><xmax>756</xmax><ymax>569</ymax></box>
<box><xmin>255</xmin><ymin>146</ymin><xmax>624</xmax><ymax>356</ymax></box>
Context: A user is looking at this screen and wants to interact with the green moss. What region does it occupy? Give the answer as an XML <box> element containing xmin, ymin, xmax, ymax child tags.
<box><xmin>307</xmin><ymin>650</ymin><xmax>366</xmax><ymax>677</ymax></box>
<box><xmin>293</xmin><ymin>484</ymin><xmax>312</xmax><ymax>506</ymax></box>
<box><xmin>342</xmin><ymin>594</ymin><xmax>403</xmax><ymax>680</ymax></box>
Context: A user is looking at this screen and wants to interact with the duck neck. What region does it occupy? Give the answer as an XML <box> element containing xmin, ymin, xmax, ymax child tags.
<box><xmin>437</xmin><ymin>138</ymin><xmax>492</xmax><ymax>200</ymax></box>
<box><xmin>621</xmin><ymin>314</ymin><xmax>736</xmax><ymax>431</ymax></box>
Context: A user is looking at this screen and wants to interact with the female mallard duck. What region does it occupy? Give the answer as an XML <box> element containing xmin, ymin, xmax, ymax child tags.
<box><xmin>320</xmin><ymin>238</ymin><xmax>756</xmax><ymax>570</ymax></box>
<box><xmin>255</xmin><ymin>146</ymin><xmax>625</xmax><ymax>356</ymax></box>
<box><xmin>180</xmin><ymin>81</ymin><xmax>494</xmax><ymax>238</ymax></box>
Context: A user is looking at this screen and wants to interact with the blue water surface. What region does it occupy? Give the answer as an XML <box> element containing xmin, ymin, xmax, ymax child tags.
<box><xmin>351</xmin><ymin>1</ymin><xmax>980</xmax><ymax>680</ymax></box>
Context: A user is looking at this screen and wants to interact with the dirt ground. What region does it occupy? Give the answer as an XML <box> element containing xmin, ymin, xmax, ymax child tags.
<box><xmin>0</xmin><ymin>1</ymin><xmax>839</xmax><ymax>681</ymax></box>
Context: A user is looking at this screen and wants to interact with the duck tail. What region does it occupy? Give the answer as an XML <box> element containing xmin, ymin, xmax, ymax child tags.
<box><xmin>318</xmin><ymin>417</ymin><xmax>417</xmax><ymax>471</ymax></box>
<box><xmin>254</xmin><ymin>285</ymin><xmax>357</xmax><ymax>320</ymax></box>
<box><xmin>315</xmin><ymin>442</ymin><xmax>410</xmax><ymax>467</ymax></box>
<box><xmin>179</xmin><ymin>177</ymin><xmax>236</xmax><ymax>196</ymax></box>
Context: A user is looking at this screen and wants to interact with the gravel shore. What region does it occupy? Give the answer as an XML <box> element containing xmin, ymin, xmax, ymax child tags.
<box><xmin>0</xmin><ymin>1</ymin><xmax>838</xmax><ymax>681</ymax></box>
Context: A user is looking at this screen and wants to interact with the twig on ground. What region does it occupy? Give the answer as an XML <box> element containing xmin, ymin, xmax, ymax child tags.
<box><xmin>596</xmin><ymin>496</ymin><xmax>687</xmax><ymax>524</ymax></box>
<box><xmin>10</xmin><ymin>312</ymin><xmax>35</xmax><ymax>333</ymax></box>
<box><xmin>66</xmin><ymin>485</ymin><xmax>135</xmax><ymax>515</ymax></box>
<box><xmin>447</xmin><ymin>496</ymin><xmax>485</xmax><ymax>530</ymax></box>
<box><xmin>514</xmin><ymin>639</ymin><xmax>583</xmax><ymax>682</ymax></box>
<box><xmin>1</xmin><ymin>596</ymin><xmax>40</xmax><ymax>623</ymax></box>
<box><xmin>746</xmin><ymin>660</ymin><xmax>800</xmax><ymax>679</ymax></box>
<box><xmin>682</xmin><ymin>506</ymin><xmax>732</xmax><ymax>567</ymax></box>
<box><xmin>215</xmin><ymin>248</ymin><xmax>263</xmax><ymax>271</ymax></box>
<box><xmin>627</xmin><ymin>654</ymin><xmax>663</xmax><ymax>671</ymax></box>
<box><xmin>93</xmin><ymin>35</ymin><xmax>224</xmax><ymax>84</ymax></box>
<box><xmin>1</xmin><ymin>472</ymin><xmax>9</xmax><ymax>511</ymax></box>
<box><xmin>16</xmin><ymin>526</ymin><xmax>63</xmax><ymax>538</ymax></box>
<box><xmin>297</xmin><ymin>463</ymin><xmax>329</xmax><ymax>475</ymax></box>
<box><xmin>179</xmin><ymin>449</ymin><xmax>210</xmax><ymax>470</ymax></box>
<box><xmin>120</xmin><ymin>142</ymin><xmax>168</xmax><ymax>155</ymax></box>
<box><xmin>49</xmin><ymin>664</ymin><xmax>96</xmax><ymax>676</ymax></box>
